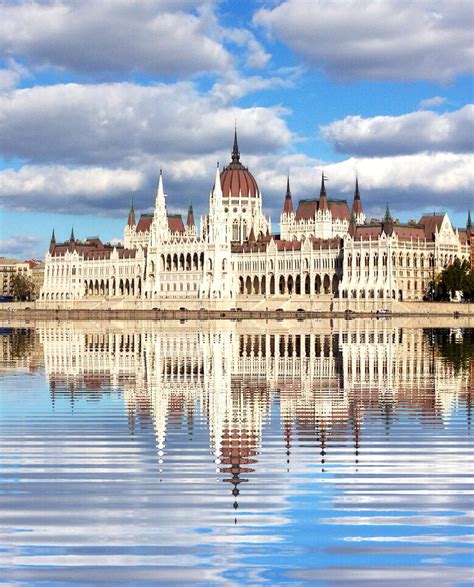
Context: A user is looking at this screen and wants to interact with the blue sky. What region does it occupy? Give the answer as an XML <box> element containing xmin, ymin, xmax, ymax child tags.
<box><xmin>0</xmin><ymin>0</ymin><xmax>472</xmax><ymax>259</ymax></box>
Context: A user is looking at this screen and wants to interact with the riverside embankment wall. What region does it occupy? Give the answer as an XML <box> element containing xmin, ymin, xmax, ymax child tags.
<box><xmin>0</xmin><ymin>300</ymin><xmax>471</xmax><ymax>323</ymax></box>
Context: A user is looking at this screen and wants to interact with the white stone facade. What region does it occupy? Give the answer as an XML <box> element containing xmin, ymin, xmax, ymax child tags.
<box><xmin>40</xmin><ymin>136</ymin><xmax>471</xmax><ymax>307</ymax></box>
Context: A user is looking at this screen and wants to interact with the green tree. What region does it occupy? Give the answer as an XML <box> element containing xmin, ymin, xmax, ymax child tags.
<box><xmin>439</xmin><ymin>259</ymin><xmax>471</xmax><ymax>300</ymax></box>
<box><xmin>10</xmin><ymin>272</ymin><xmax>37</xmax><ymax>301</ymax></box>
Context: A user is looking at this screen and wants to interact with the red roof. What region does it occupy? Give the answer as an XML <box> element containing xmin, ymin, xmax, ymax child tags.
<box><xmin>220</xmin><ymin>167</ymin><xmax>259</xmax><ymax>198</ymax></box>
<box><xmin>295</xmin><ymin>199</ymin><xmax>350</xmax><ymax>221</ymax></box>
<box><xmin>418</xmin><ymin>215</ymin><xmax>444</xmax><ymax>240</ymax></box>
<box><xmin>167</xmin><ymin>214</ymin><xmax>185</xmax><ymax>233</ymax></box>
<box><xmin>136</xmin><ymin>214</ymin><xmax>153</xmax><ymax>233</ymax></box>
<box><xmin>393</xmin><ymin>226</ymin><xmax>425</xmax><ymax>240</ymax></box>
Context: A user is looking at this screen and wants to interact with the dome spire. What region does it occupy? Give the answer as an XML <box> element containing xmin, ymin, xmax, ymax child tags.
<box><xmin>232</xmin><ymin>122</ymin><xmax>240</xmax><ymax>163</ymax></box>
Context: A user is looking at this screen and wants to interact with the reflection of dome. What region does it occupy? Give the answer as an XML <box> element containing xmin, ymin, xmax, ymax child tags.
<box><xmin>220</xmin><ymin>129</ymin><xmax>259</xmax><ymax>199</ymax></box>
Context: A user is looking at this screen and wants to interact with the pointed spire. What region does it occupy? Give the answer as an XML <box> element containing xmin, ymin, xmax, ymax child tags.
<box><xmin>70</xmin><ymin>226</ymin><xmax>75</xmax><ymax>242</ymax></box>
<box><xmin>128</xmin><ymin>197</ymin><xmax>135</xmax><ymax>227</ymax></box>
<box><xmin>154</xmin><ymin>168</ymin><xmax>167</xmax><ymax>217</ymax></box>
<box><xmin>382</xmin><ymin>203</ymin><xmax>394</xmax><ymax>236</ymax></box>
<box><xmin>319</xmin><ymin>172</ymin><xmax>329</xmax><ymax>212</ymax></box>
<box><xmin>467</xmin><ymin>210</ymin><xmax>472</xmax><ymax>230</ymax></box>
<box><xmin>283</xmin><ymin>174</ymin><xmax>293</xmax><ymax>214</ymax></box>
<box><xmin>352</xmin><ymin>176</ymin><xmax>362</xmax><ymax>216</ymax></box>
<box><xmin>232</xmin><ymin>122</ymin><xmax>240</xmax><ymax>163</ymax></box>
<box><xmin>187</xmin><ymin>201</ymin><xmax>195</xmax><ymax>227</ymax></box>
<box><xmin>214</xmin><ymin>162</ymin><xmax>223</xmax><ymax>200</ymax></box>
<box><xmin>49</xmin><ymin>228</ymin><xmax>56</xmax><ymax>253</ymax></box>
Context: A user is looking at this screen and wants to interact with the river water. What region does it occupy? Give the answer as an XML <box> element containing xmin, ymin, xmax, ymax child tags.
<box><xmin>0</xmin><ymin>320</ymin><xmax>472</xmax><ymax>585</ymax></box>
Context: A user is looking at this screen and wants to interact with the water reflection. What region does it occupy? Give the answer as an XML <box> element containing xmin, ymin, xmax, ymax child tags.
<box><xmin>0</xmin><ymin>320</ymin><xmax>472</xmax><ymax>584</ymax></box>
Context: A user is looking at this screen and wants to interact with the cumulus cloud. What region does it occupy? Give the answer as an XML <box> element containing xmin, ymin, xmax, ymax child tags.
<box><xmin>254</xmin><ymin>0</ymin><xmax>474</xmax><ymax>82</ymax></box>
<box><xmin>248</xmin><ymin>152</ymin><xmax>474</xmax><ymax>221</ymax></box>
<box><xmin>0</xmin><ymin>81</ymin><xmax>292</xmax><ymax>166</ymax></box>
<box><xmin>320</xmin><ymin>106</ymin><xmax>474</xmax><ymax>156</ymax></box>
<box><xmin>0</xmin><ymin>0</ymin><xmax>233</xmax><ymax>77</ymax></box>
<box><xmin>0</xmin><ymin>165</ymin><xmax>145</xmax><ymax>215</ymax></box>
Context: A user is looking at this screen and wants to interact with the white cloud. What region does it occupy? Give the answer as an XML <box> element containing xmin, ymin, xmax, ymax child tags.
<box><xmin>250</xmin><ymin>151</ymin><xmax>474</xmax><ymax>220</ymax></box>
<box><xmin>254</xmin><ymin>0</ymin><xmax>474</xmax><ymax>82</ymax></box>
<box><xmin>418</xmin><ymin>96</ymin><xmax>447</xmax><ymax>110</ymax></box>
<box><xmin>0</xmin><ymin>82</ymin><xmax>292</xmax><ymax>167</ymax></box>
<box><xmin>0</xmin><ymin>0</ymin><xmax>232</xmax><ymax>77</ymax></box>
<box><xmin>0</xmin><ymin>165</ymin><xmax>145</xmax><ymax>215</ymax></box>
<box><xmin>320</xmin><ymin>106</ymin><xmax>474</xmax><ymax>156</ymax></box>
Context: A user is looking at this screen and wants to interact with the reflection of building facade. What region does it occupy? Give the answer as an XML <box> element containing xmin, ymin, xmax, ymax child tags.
<box><xmin>39</xmin><ymin>132</ymin><xmax>472</xmax><ymax>307</ymax></box>
<box><xmin>37</xmin><ymin>320</ymin><xmax>470</xmax><ymax>435</ymax></box>
<box><xmin>3</xmin><ymin>320</ymin><xmax>468</xmax><ymax>506</ymax></box>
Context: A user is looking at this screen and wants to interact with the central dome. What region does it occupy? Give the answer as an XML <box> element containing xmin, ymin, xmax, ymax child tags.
<box><xmin>220</xmin><ymin>129</ymin><xmax>259</xmax><ymax>199</ymax></box>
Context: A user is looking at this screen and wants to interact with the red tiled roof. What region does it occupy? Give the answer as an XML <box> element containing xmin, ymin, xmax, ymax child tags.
<box><xmin>167</xmin><ymin>214</ymin><xmax>185</xmax><ymax>233</ymax></box>
<box><xmin>295</xmin><ymin>200</ymin><xmax>317</xmax><ymax>220</ymax></box>
<box><xmin>136</xmin><ymin>214</ymin><xmax>153</xmax><ymax>233</ymax></box>
<box><xmin>294</xmin><ymin>199</ymin><xmax>350</xmax><ymax>221</ymax></box>
<box><xmin>220</xmin><ymin>167</ymin><xmax>259</xmax><ymax>198</ymax></box>
<box><xmin>418</xmin><ymin>214</ymin><xmax>444</xmax><ymax>240</ymax></box>
<box><xmin>329</xmin><ymin>201</ymin><xmax>350</xmax><ymax>220</ymax></box>
<box><xmin>393</xmin><ymin>226</ymin><xmax>425</xmax><ymax>240</ymax></box>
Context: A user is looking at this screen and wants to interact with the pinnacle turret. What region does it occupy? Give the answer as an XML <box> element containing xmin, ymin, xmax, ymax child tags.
<box><xmin>187</xmin><ymin>201</ymin><xmax>195</xmax><ymax>227</ymax></box>
<box><xmin>352</xmin><ymin>176</ymin><xmax>363</xmax><ymax>217</ymax></box>
<box><xmin>128</xmin><ymin>197</ymin><xmax>135</xmax><ymax>227</ymax></box>
<box><xmin>283</xmin><ymin>174</ymin><xmax>293</xmax><ymax>214</ymax></box>
<box><xmin>319</xmin><ymin>172</ymin><xmax>329</xmax><ymax>212</ymax></box>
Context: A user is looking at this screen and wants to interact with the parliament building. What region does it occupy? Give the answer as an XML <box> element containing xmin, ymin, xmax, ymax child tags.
<box><xmin>40</xmin><ymin>131</ymin><xmax>472</xmax><ymax>309</ymax></box>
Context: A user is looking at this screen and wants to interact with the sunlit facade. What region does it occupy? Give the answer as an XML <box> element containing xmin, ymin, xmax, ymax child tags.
<box><xmin>40</xmin><ymin>132</ymin><xmax>472</xmax><ymax>307</ymax></box>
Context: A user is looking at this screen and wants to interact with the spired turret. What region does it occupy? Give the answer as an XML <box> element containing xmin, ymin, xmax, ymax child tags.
<box><xmin>128</xmin><ymin>198</ymin><xmax>136</xmax><ymax>227</ymax></box>
<box><xmin>282</xmin><ymin>175</ymin><xmax>294</xmax><ymax>215</ymax></box>
<box><xmin>352</xmin><ymin>177</ymin><xmax>366</xmax><ymax>225</ymax></box>
<box><xmin>382</xmin><ymin>204</ymin><xmax>394</xmax><ymax>236</ymax></box>
<box><xmin>319</xmin><ymin>173</ymin><xmax>329</xmax><ymax>213</ymax></box>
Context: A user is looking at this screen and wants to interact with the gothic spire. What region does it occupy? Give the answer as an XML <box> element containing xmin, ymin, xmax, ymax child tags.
<box><xmin>155</xmin><ymin>168</ymin><xmax>167</xmax><ymax>213</ymax></box>
<box><xmin>49</xmin><ymin>228</ymin><xmax>56</xmax><ymax>254</ymax></box>
<box><xmin>70</xmin><ymin>226</ymin><xmax>75</xmax><ymax>242</ymax></box>
<box><xmin>187</xmin><ymin>201</ymin><xmax>195</xmax><ymax>227</ymax></box>
<box><xmin>382</xmin><ymin>203</ymin><xmax>394</xmax><ymax>236</ymax></box>
<box><xmin>319</xmin><ymin>172</ymin><xmax>329</xmax><ymax>212</ymax></box>
<box><xmin>232</xmin><ymin>122</ymin><xmax>240</xmax><ymax>163</ymax></box>
<box><xmin>467</xmin><ymin>210</ymin><xmax>472</xmax><ymax>230</ymax></box>
<box><xmin>283</xmin><ymin>174</ymin><xmax>293</xmax><ymax>214</ymax></box>
<box><xmin>352</xmin><ymin>176</ymin><xmax>362</xmax><ymax>216</ymax></box>
<box><xmin>128</xmin><ymin>197</ymin><xmax>135</xmax><ymax>227</ymax></box>
<box><xmin>213</xmin><ymin>162</ymin><xmax>223</xmax><ymax>202</ymax></box>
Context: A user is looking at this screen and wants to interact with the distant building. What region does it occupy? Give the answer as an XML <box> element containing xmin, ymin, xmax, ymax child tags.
<box><xmin>0</xmin><ymin>257</ymin><xmax>31</xmax><ymax>298</ymax></box>
<box><xmin>40</xmin><ymin>131</ymin><xmax>472</xmax><ymax>307</ymax></box>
